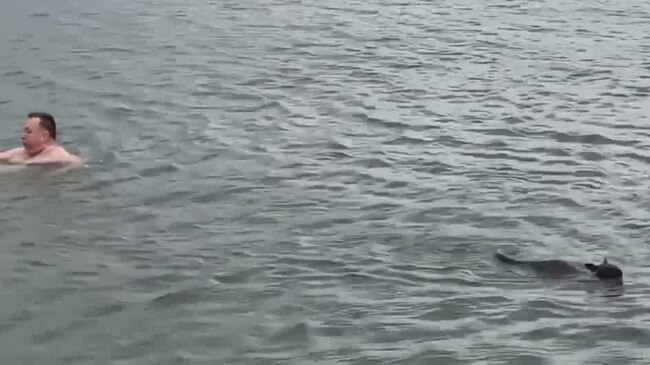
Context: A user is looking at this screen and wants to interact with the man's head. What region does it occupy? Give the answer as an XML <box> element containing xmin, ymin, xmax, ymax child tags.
<box><xmin>22</xmin><ymin>112</ymin><xmax>56</xmax><ymax>155</ymax></box>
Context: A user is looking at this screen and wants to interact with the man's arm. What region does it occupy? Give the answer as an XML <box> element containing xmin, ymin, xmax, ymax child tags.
<box><xmin>0</xmin><ymin>147</ymin><xmax>22</xmax><ymax>162</ymax></box>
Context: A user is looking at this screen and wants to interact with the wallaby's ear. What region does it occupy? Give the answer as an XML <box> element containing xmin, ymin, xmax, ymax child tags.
<box><xmin>585</xmin><ymin>263</ymin><xmax>597</xmax><ymax>272</ymax></box>
<box><xmin>603</xmin><ymin>258</ymin><xmax>608</xmax><ymax>264</ymax></box>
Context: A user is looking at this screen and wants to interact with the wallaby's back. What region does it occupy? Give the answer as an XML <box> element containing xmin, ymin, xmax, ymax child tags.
<box><xmin>494</xmin><ymin>250</ymin><xmax>581</xmax><ymax>276</ymax></box>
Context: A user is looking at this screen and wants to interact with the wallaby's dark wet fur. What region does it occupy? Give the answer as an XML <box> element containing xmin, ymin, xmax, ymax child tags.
<box><xmin>495</xmin><ymin>250</ymin><xmax>623</xmax><ymax>280</ymax></box>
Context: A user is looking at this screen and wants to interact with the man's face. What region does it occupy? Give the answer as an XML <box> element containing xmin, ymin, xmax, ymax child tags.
<box><xmin>22</xmin><ymin>117</ymin><xmax>47</xmax><ymax>152</ymax></box>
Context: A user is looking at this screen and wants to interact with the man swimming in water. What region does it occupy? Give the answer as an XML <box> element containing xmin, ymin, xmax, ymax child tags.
<box><xmin>0</xmin><ymin>112</ymin><xmax>82</xmax><ymax>167</ymax></box>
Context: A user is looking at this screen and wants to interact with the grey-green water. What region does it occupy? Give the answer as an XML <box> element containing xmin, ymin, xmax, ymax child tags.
<box><xmin>1</xmin><ymin>0</ymin><xmax>650</xmax><ymax>364</ymax></box>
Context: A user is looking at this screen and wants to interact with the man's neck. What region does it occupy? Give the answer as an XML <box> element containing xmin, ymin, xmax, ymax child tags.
<box><xmin>27</xmin><ymin>142</ymin><xmax>55</xmax><ymax>158</ymax></box>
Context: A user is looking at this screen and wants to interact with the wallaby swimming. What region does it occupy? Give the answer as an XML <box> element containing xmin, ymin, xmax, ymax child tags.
<box><xmin>494</xmin><ymin>250</ymin><xmax>623</xmax><ymax>281</ymax></box>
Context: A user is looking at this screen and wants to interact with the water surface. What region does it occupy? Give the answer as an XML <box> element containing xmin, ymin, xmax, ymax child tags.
<box><xmin>1</xmin><ymin>0</ymin><xmax>649</xmax><ymax>364</ymax></box>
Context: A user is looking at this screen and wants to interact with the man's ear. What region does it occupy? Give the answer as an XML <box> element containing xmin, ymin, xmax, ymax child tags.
<box><xmin>585</xmin><ymin>263</ymin><xmax>597</xmax><ymax>272</ymax></box>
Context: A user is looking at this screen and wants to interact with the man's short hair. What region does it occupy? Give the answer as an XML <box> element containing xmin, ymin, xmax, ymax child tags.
<box><xmin>28</xmin><ymin>112</ymin><xmax>56</xmax><ymax>140</ymax></box>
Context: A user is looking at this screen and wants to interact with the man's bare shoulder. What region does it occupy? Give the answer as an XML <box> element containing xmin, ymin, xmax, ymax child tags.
<box><xmin>26</xmin><ymin>145</ymin><xmax>83</xmax><ymax>166</ymax></box>
<box><xmin>52</xmin><ymin>145</ymin><xmax>83</xmax><ymax>164</ymax></box>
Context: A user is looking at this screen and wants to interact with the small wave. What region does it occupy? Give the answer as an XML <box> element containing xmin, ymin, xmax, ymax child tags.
<box><xmin>138</xmin><ymin>163</ymin><xmax>181</xmax><ymax>178</ymax></box>
<box><xmin>266</xmin><ymin>322</ymin><xmax>310</xmax><ymax>345</ymax></box>
<box><xmin>461</xmin><ymin>151</ymin><xmax>540</xmax><ymax>163</ymax></box>
<box><xmin>139</xmin><ymin>190</ymin><xmax>192</xmax><ymax>206</ymax></box>
<box><xmin>468</xmin><ymin>127</ymin><xmax>523</xmax><ymax>138</ymax></box>
<box><xmin>384</xmin><ymin>136</ymin><xmax>430</xmax><ymax>145</ymax></box>
<box><xmin>545</xmin><ymin>131</ymin><xmax>637</xmax><ymax>147</ymax></box>
<box><xmin>324</xmin><ymin>140</ymin><xmax>351</xmax><ymax>150</ymax></box>
<box><xmin>384</xmin><ymin>180</ymin><xmax>408</xmax><ymax>189</ymax></box>
<box><xmin>213</xmin><ymin>266</ymin><xmax>270</xmax><ymax>284</ymax></box>
<box><xmin>617</xmin><ymin>152</ymin><xmax>650</xmax><ymax>165</ymax></box>
<box><xmin>352</xmin><ymin>158</ymin><xmax>391</xmax><ymax>169</ymax></box>
<box><xmin>149</xmin><ymin>286</ymin><xmax>212</xmax><ymax>309</ymax></box>
<box><xmin>350</xmin><ymin>112</ymin><xmax>410</xmax><ymax>129</ymax></box>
